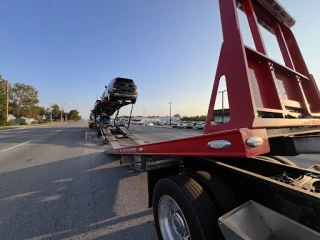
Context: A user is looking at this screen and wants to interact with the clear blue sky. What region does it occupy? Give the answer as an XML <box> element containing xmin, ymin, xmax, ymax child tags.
<box><xmin>1</xmin><ymin>0</ymin><xmax>319</xmax><ymax>119</ymax></box>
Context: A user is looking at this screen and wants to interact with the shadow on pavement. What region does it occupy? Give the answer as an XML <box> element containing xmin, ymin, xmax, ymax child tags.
<box><xmin>0</xmin><ymin>126</ymin><xmax>110</xmax><ymax>152</ymax></box>
<box><xmin>0</xmin><ymin>150</ymin><xmax>156</xmax><ymax>239</ymax></box>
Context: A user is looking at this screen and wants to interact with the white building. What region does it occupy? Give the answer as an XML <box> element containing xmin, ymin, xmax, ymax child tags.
<box><xmin>7</xmin><ymin>114</ymin><xmax>16</xmax><ymax>122</ymax></box>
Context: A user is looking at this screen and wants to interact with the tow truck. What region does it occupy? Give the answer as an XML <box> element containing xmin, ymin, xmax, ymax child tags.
<box><xmin>103</xmin><ymin>0</ymin><xmax>320</xmax><ymax>239</ymax></box>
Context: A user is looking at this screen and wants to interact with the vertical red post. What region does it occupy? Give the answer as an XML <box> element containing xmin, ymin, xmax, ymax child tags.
<box><xmin>273</xmin><ymin>23</ymin><xmax>294</xmax><ymax>69</ymax></box>
<box><xmin>281</xmin><ymin>26</ymin><xmax>320</xmax><ymax>113</ymax></box>
<box><xmin>242</xmin><ymin>0</ymin><xmax>266</xmax><ymax>54</ymax></box>
<box><xmin>242</xmin><ymin>0</ymin><xmax>284</xmax><ymax>111</ymax></box>
<box><xmin>204</xmin><ymin>0</ymin><xmax>256</xmax><ymax>134</ymax></box>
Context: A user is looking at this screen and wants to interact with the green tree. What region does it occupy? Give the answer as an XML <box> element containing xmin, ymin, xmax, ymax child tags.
<box><xmin>181</xmin><ymin>115</ymin><xmax>206</xmax><ymax>121</ymax></box>
<box><xmin>45</xmin><ymin>107</ymin><xmax>53</xmax><ymax>117</ymax></box>
<box><xmin>9</xmin><ymin>83</ymin><xmax>39</xmax><ymax>118</ymax></box>
<box><xmin>29</xmin><ymin>106</ymin><xmax>46</xmax><ymax>118</ymax></box>
<box><xmin>174</xmin><ymin>114</ymin><xmax>181</xmax><ymax>118</ymax></box>
<box><xmin>68</xmin><ymin>109</ymin><xmax>81</xmax><ymax>121</ymax></box>
<box><xmin>37</xmin><ymin>106</ymin><xmax>46</xmax><ymax>115</ymax></box>
<box><xmin>0</xmin><ymin>76</ymin><xmax>7</xmax><ymax>125</ymax></box>
<box><xmin>51</xmin><ymin>104</ymin><xmax>61</xmax><ymax>119</ymax></box>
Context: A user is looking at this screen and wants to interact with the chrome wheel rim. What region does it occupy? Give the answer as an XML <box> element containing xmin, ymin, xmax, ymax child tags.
<box><xmin>158</xmin><ymin>195</ymin><xmax>190</xmax><ymax>240</ymax></box>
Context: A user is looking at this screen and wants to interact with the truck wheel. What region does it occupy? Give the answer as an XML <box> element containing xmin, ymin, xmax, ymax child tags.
<box><xmin>187</xmin><ymin>171</ymin><xmax>238</xmax><ymax>215</ymax></box>
<box><xmin>153</xmin><ymin>175</ymin><xmax>223</xmax><ymax>240</ymax></box>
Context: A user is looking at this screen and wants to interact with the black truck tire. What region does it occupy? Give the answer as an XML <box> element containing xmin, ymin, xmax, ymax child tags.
<box><xmin>187</xmin><ymin>171</ymin><xmax>238</xmax><ymax>216</ymax></box>
<box><xmin>152</xmin><ymin>175</ymin><xmax>223</xmax><ymax>240</ymax></box>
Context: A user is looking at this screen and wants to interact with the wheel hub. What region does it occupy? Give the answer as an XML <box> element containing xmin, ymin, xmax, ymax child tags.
<box><xmin>172</xmin><ymin>212</ymin><xmax>188</xmax><ymax>238</ymax></box>
<box><xmin>158</xmin><ymin>195</ymin><xmax>190</xmax><ymax>240</ymax></box>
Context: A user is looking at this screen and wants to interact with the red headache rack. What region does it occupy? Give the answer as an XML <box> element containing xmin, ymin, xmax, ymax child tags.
<box><xmin>106</xmin><ymin>0</ymin><xmax>320</xmax><ymax>158</ymax></box>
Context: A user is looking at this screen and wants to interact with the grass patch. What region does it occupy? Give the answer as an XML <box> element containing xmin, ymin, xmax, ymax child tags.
<box><xmin>0</xmin><ymin>127</ymin><xmax>18</xmax><ymax>131</ymax></box>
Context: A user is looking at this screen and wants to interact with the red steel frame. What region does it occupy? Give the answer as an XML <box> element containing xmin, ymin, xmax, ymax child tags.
<box><xmin>107</xmin><ymin>0</ymin><xmax>320</xmax><ymax>158</ymax></box>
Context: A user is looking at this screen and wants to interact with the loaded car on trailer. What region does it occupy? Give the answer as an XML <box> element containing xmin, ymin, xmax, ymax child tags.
<box><xmin>102</xmin><ymin>77</ymin><xmax>138</xmax><ymax>104</ymax></box>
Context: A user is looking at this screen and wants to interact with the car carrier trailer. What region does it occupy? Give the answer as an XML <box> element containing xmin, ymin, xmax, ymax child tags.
<box><xmin>90</xmin><ymin>92</ymin><xmax>145</xmax><ymax>145</ymax></box>
<box><xmin>105</xmin><ymin>0</ymin><xmax>320</xmax><ymax>239</ymax></box>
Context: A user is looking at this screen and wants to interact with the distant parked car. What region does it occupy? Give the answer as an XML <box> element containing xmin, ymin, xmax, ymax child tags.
<box><xmin>171</xmin><ymin>123</ymin><xmax>179</xmax><ymax>128</ymax></box>
<box><xmin>145</xmin><ymin>122</ymin><xmax>154</xmax><ymax>126</ymax></box>
<box><xmin>184</xmin><ymin>123</ymin><xmax>193</xmax><ymax>129</ymax></box>
<box><xmin>178</xmin><ymin>123</ymin><xmax>186</xmax><ymax>129</ymax></box>
<box><xmin>102</xmin><ymin>77</ymin><xmax>138</xmax><ymax>104</ymax></box>
<box><xmin>196</xmin><ymin>122</ymin><xmax>205</xmax><ymax>130</ymax></box>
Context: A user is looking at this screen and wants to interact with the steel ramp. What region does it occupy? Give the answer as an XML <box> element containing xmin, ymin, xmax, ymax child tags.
<box><xmin>117</xmin><ymin>126</ymin><xmax>145</xmax><ymax>145</ymax></box>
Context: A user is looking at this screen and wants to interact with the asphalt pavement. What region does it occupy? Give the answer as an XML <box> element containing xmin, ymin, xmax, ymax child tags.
<box><xmin>0</xmin><ymin>122</ymin><xmax>318</xmax><ymax>240</ymax></box>
<box><xmin>128</xmin><ymin>124</ymin><xmax>201</xmax><ymax>143</ymax></box>
<box><xmin>0</xmin><ymin>121</ymin><xmax>157</xmax><ymax>240</ymax></box>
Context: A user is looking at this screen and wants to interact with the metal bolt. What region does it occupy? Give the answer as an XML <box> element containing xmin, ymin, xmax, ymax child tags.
<box><xmin>246</xmin><ymin>137</ymin><xmax>263</xmax><ymax>147</ymax></box>
<box><xmin>207</xmin><ymin>140</ymin><xmax>231</xmax><ymax>149</ymax></box>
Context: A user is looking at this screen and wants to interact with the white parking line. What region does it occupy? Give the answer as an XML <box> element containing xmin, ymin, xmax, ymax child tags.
<box><xmin>1</xmin><ymin>141</ymin><xmax>31</xmax><ymax>152</ymax></box>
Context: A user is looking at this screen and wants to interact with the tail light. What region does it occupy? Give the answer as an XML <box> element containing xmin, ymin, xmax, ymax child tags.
<box><xmin>134</xmin><ymin>86</ymin><xmax>138</xmax><ymax>92</ymax></box>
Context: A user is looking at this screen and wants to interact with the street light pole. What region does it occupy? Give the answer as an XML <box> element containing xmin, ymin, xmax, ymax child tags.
<box><xmin>169</xmin><ymin>102</ymin><xmax>172</xmax><ymax>126</ymax></box>
<box><xmin>218</xmin><ymin>90</ymin><xmax>227</xmax><ymax>123</ymax></box>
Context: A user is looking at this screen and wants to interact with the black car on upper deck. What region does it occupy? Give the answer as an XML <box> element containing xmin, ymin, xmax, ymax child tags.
<box><xmin>102</xmin><ymin>77</ymin><xmax>138</xmax><ymax>104</ymax></box>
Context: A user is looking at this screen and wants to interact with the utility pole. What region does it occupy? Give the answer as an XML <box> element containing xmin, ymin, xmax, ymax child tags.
<box><xmin>60</xmin><ymin>104</ymin><xmax>63</xmax><ymax>122</ymax></box>
<box><xmin>218</xmin><ymin>90</ymin><xmax>227</xmax><ymax>123</ymax></box>
<box><xmin>49</xmin><ymin>103</ymin><xmax>53</xmax><ymax>122</ymax></box>
<box><xmin>5</xmin><ymin>80</ymin><xmax>9</xmax><ymax>123</ymax></box>
<box><xmin>169</xmin><ymin>102</ymin><xmax>172</xmax><ymax>126</ymax></box>
<box><xmin>61</xmin><ymin>104</ymin><xmax>63</xmax><ymax>122</ymax></box>
<box><xmin>60</xmin><ymin>102</ymin><xmax>71</xmax><ymax>122</ymax></box>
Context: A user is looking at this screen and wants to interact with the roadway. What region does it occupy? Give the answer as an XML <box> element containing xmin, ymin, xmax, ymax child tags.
<box><xmin>0</xmin><ymin>122</ymin><xmax>319</xmax><ymax>239</ymax></box>
<box><xmin>0</xmin><ymin>122</ymin><xmax>157</xmax><ymax>240</ymax></box>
